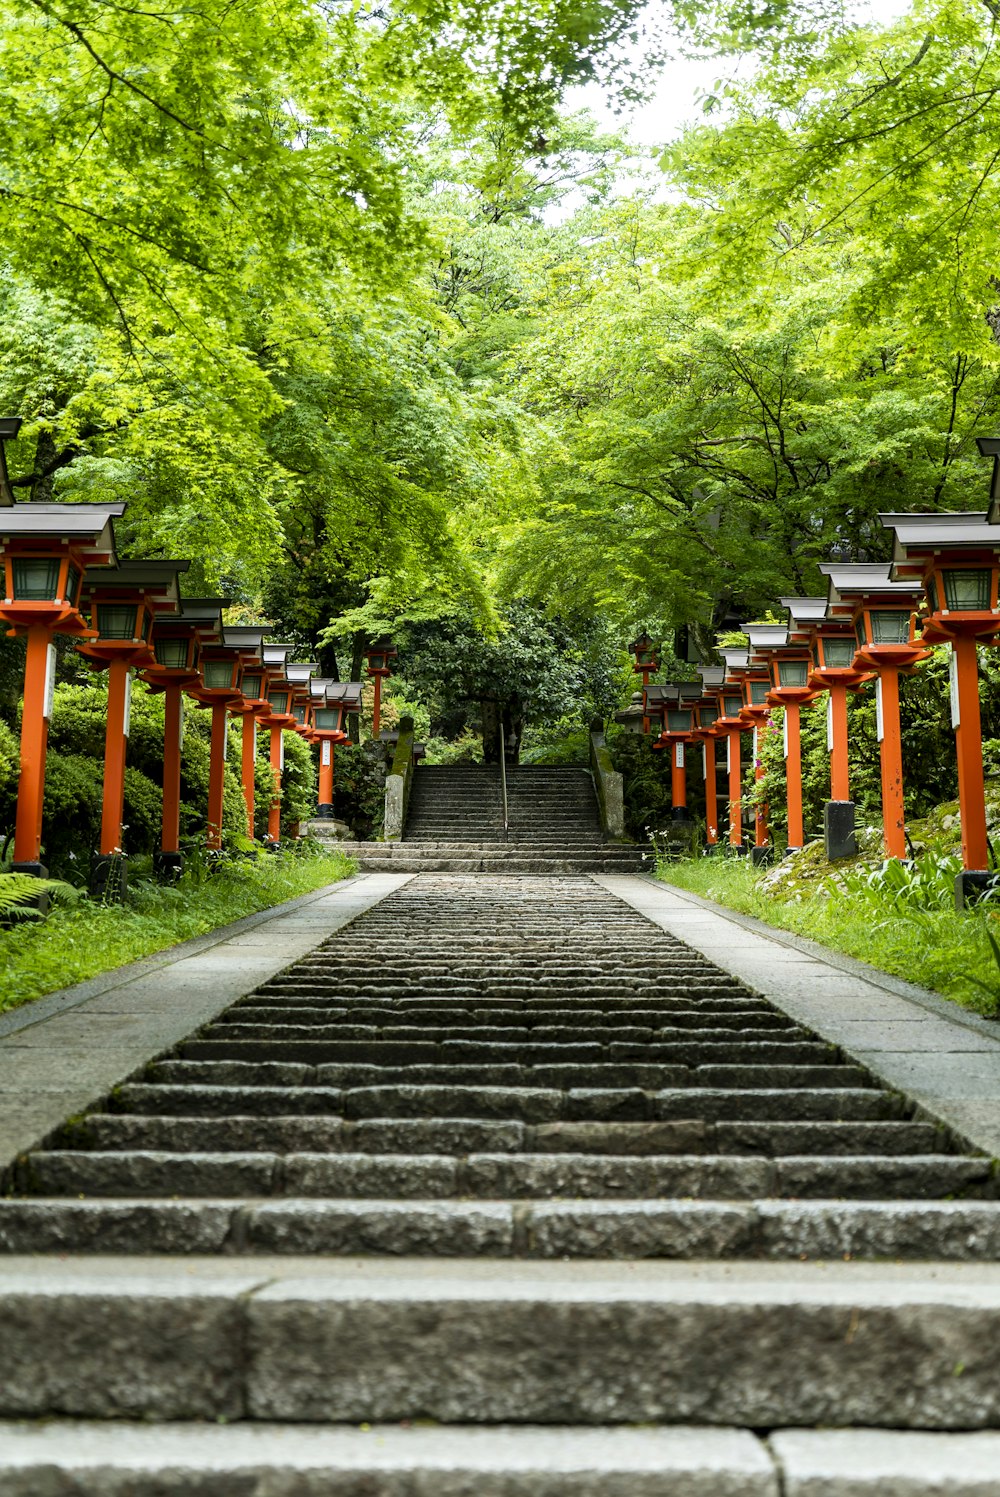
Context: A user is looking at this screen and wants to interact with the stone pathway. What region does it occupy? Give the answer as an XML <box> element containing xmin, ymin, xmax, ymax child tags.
<box><xmin>3</xmin><ymin>871</ymin><xmax>1000</xmax><ymax>1492</ymax></box>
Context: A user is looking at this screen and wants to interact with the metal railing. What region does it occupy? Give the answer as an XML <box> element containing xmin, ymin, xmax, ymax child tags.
<box><xmin>499</xmin><ymin>719</ymin><xmax>509</xmax><ymax>841</ymax></box>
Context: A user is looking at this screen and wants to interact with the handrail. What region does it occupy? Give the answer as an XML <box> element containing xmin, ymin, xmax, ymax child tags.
<box><xmin>499</xmin><ymin>718</ymin><xmax>509</xmax><ymax>841</ymax></box>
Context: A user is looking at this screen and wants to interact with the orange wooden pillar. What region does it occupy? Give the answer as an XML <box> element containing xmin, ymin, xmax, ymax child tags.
<box><xmin>318</xmin><ymin>739</ymin><xmax>335</xmax><ymax>814</ymax></box>
<box><xmin>828</xmin><ymin>682</ymin><xmax>851</xmax><ymax>802</ymax></box>
<box><xmin>207</xmin><ymin>701</ymin><xmax>229</xmax><ymax>851</ymax></box>
<box><xmin>753</xmin><ymin>721</ymin><xmax>769</xmax><ymax>847</ymax></box>
<box><xmin>372</xmin><ymin>674</ymin><xmax>383</xmax><ymax>738</ymax></box>
<box><xmin>783</xmin><ymin>704</ymin><xmax>805</xmax><ymax>852</ymax></box>
<box><xmin>241</xmin><ymin>711</ymin><xmax>257</xmax><ymax>835</ymax></box>
<box><xmin>267</xmin><ymin>725</ymin><xmax>283</xmax><ymax>844</ymax></box>
<box><xmin>727</xmin><ymin>726</ymin><xmax>742</xmax><ymax>847</ymax></box>
<box><xmin>875</xmin><ymin>667</ymin><xmax>907</xmax><ymax>860</ymax></box>
<box><xmin>670</xmin><ymin>742</ymin><xmax>687</xmax><ymax>819</ymax></box>
<box><xmin>12</xmin><ymin>625</ymin><xmax>56</xmax><ymax>874</ymax></box>
<box><xmin>100</xmin><ymin>660</ymin><xmax>132</xmax><ymax>857</ymax></box>
<box><xmin>703</xmin><ymin>737</ymin><xmax>718</xmax><ymax>846</ymax></box>
<box><xmin>952</xmin><ymin>634</ymin><xmax>990</xmax><ymax>873</ymax></box>
<box><xmin>161</xmin><ymin>682</ymin><xmax>184</xmax><ymax>864</ymax></box>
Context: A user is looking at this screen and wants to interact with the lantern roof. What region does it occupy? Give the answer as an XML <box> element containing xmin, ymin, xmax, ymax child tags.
<box><xmin>676</xmin><ymin>681</ymin><xmax>702</xmax><ymax>703</ymax></box>
<box><xmin>309</xmin><ymin>676</ymin><xmax>333</xmax><ymax>700</ymax></box>
<box><xmin>221</xmin><ymin>625</ymin><xmax>270</xmax><ymax>651</ymax></box>
<box><xmin>887</xmin><ymin>517</ymin><xmax>1000</xmax><ymax>560</ymax></box>
<box><xmin>741</xmin><ymin>624</ymin><xmax>789</xmax><ymax>650</ymax></box>
<box><xmin>643</xmin><ymin>684</ymin><xmax>672</xmax><ymax>711</ymax></box>
<box><xmin>698</xmin><ymin>665</ymin><xmax>725</xmax><ymax>689</ymax></box>
<box><xmin>779</xmin><ymin>596</ymin><xmax>828</xmax><ymax>625</ymax></box>
<box><xmin>327</xmin><ymin>681</ymin><xmax>364</xmax><ymax>712</ymax></box>
<box><xmin>83</xmin><ymin>559</ymin><xmax>189</xmax><ymax>610</ymax></box>
<box><xmin>719</xmin><ymin>646</ymin><xmax>749</xmax><ymax>675</ymax></box>
<box><xmin>820</xmin><ymin>562</ymin><xmax>924</xmax><ymax>605</ymax></box>
<box><xmin>262</xmin><ymin>642</ymin><xmax>294</xmax><ymax>667</ymax></box>
<box><xmin>0</xmin><ymin>501</ymin><xmax>125</xmax><ymax>563</ymax></box>
<box><xmin>614</xmin><ymin>691</ymin><xmax>645</xmax><ymax>726</ymax></box>
<box><xmin>628</xmin><ymin>630</ymin><xmax>654</xmax><ymax>652</ymax></box>
<box><xmin>286</xmin><ymin>661</ymin><xmax>319</xmax><ymax>684</ymax></box>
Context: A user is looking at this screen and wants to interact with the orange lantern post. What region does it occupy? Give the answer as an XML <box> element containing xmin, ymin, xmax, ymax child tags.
<box><xmin>77</xmin><ymin>561</ymin><xmax>189</xmax><ymax>894</ymax></box>
<box><xmin>0</xmin><ymin>487</ymin><xmax>124</xmax><ymax>879</ymax></box>
<box><xmin>219</xmin><ymin>626</ymin><xmax>273</xmax><ymax>842</ymax></box>
<box><xmin>735</xmin><ymin>635</ymin><xmax>776</xmax><ymax>863</ymax></box>
<box><xmin>653</xmin><ymin>684</ymin><xmax>699</xmax><ymax>825</ymax></box>
<box><xmin>312</xmin><ymin>681</ymin><xmax>361</xmax><ymax>818</ymax></box>
<box><xmin>821</xmin><ymin>564</ymin><xmax>930</xmax><ymax>861</ymax></box>
<box><xmin>804</xmin><ymin>606</ymin><xmax>874</xmax><ymax>861</ymax></box>
<box><xmin>885</xmin><ymin>496</ymin><xmax>1000</xmax><ymax>907</ymax></box>
<box><xmin>140</xmin><ymin>601</ymin><xmax>215</xmax><ymax>878</ymax></box>
<box><xmin>628</xmin><ymin>632</ymin><xmax>660</xmax><ymax>735</ymax></box>
<box><xmin>714</xmin><ymin>661</ymin><xmax>750</xmax><ymax>853</ymax></box>
<box><xmin>363</xmin><ymin>637</ymin><xmax>397</xmax><ymax>739</ymax></box>
<box><xmin>695</xmin><ymin>666</ymin><xmax>724</xmax><ymax>850</ymax></box>
<box><xmin>758</xmin><ymin>607</ymin><xmax>824</xmax><ymax>856</ymax></box>
<box><xmin>188</xmin><ymin>632</ymin><xmax>247</xmax><ymax>851</ymax></box>
<box><xmin>260</xmin><ymin>643</ymin><xmax>298</xmax><ymax>849</ymax></box>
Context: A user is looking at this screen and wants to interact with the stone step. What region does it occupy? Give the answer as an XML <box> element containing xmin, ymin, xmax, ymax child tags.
<box><xmin>15</xmin><ymin>1151</ymin><xmax>995</xmax><ymax>1200</ymax></box>
<box><xmin>0</xmin><ymin>1419</ymin><xmax>779</xmax><ymax>1495</ymax></box>
<box><xmin>117</xmin><ymin>1083</ymin><xmax>902</xmax><ymax>1123</ymax></box>
<box><xmin>148</xmin><ymin>1059</ymin><xmax>876</xmax><ymax>1091</ymax></box>
<box><xmin>5</xmin><ymin>1257</ymin><xmax>1000</xmax><ymax>1425</ymax></box>
<box><xmin>201</xmin><ymin>1024</ymin><xmax>806</xmax><ymax>1047</ymax></box>
<box><xmin>5</xmin><ymin>1198</ymin><xmax>1000</xmax><ymax>1260</ymax></box>
<box><xmin>177</xmin><ymin>1038</ymin><xmax>840</xmax><ymax>1065</ymax></box>
<box><xmin>57</xmin><ymin>1113</ymin><xmax>946</xmax><ymax>1158</ymax></box>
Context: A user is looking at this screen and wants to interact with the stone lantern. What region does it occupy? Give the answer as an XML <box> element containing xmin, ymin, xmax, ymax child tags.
<box><xmin>883</xmin><ymin>504</ymin><xmax>1000</xmax><ymax>905</ymax></box>
<box><xmin>363</xmin><ymin>637</ymin><xmax>397</xmax><ymax>738</ymax></box>
<box><xmin>77</xmin><ymin>560</ymin><xmax>189</xmax><ymax>894</ymax></box>
<box><xmin>0</xmin><ymin>497</ymin><xmax>124</xmax><ymax>878</ymax></box>
<box><xmin>821</xmin><ymin>562</ymin><xmax>929</xmax><ymax>861</ymax></box>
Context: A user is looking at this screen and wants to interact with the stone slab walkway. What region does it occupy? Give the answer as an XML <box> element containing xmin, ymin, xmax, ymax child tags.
<box><xmin>600</xmin><ymin>875</ymin><xmax>1000</xmax><ymax>1158</ymax></box>
<box><xmin>0</xmin><ymin>872</ymin><xmax>413</xmax><ymax>1175</ymax></box>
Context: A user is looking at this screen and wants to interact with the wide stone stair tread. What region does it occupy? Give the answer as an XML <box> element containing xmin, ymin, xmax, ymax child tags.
<box><xmin>16</xmin><ymin>1150</ymin><xmax>994</xmax><ymax>1200</ymax></box>
<box><xmin>0</xmin><ymin>1419</ymin><xmax>781</xmax><ymax>1495</ymax></box>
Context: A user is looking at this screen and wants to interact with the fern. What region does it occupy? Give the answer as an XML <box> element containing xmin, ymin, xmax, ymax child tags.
<box><xmin>0</xmin><ymin>873</ymin><xmax>77</xmax><ymax>922</ymax></box>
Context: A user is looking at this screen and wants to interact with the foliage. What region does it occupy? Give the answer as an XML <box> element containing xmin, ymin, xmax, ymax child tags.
<box><xmin>0</xmin><ymin>872</ymin><xmax>76</xmax><ymax>922</ymax></box>
<box><xmin>329</xmin><ymin>743</ymin><xmax>387</xmax><ymax>839</ymax></box>
<box><xmin>607</xmin><ymin>724</ymin><xmax>707</xmax><ymax>842</ymax></box>
<box><xmin>0</xmin><ymin>846</ymin><xmax>355</xmax><ymax>1012</ymax></box>
<box><xmin>660</xmin><ymin>853</ymin><xmax>1000</xmax><ymax>1018</ymax></box>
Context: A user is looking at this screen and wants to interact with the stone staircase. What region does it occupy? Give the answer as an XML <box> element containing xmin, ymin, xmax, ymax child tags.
<box><xmin>2</xmin><ymin>873</ymin><xmax>1000</xmax><ymax>1490</ymax></box>
<box><xmin>316</xmin><ymin>763</ymin><xmax>646</xmax><ymax>873</ymax></box>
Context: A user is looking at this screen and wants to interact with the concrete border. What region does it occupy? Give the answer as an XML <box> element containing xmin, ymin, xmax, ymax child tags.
<box><xmin>0</xmin><ymin>872</ymin><xmax>414</xmax><ymax>1178</ymax></box>
<box><xmin>596</xmin><ymin>874</ymin><xmax>1000</xmax><ymax>1160</ymax></box>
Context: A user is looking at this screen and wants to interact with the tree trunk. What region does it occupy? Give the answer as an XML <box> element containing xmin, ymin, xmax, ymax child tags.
<box><xmin>481</xmin><ymin>696</ymin><xmax>501</xmax><ymax>763</ymax></box>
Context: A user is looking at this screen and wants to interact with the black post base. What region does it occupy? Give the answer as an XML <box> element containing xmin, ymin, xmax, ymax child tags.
<box><xmin>783</xmin><ymin>845</ymin><xmax>802</xmax><ymax>859</ymax></box>
<box><xmin>955</xmin><ymin>870</ymin><xmax>998</xmax><ymax>910</ymax></box>
<box><xmin>7</xmin><ymin>861</ymin><xmax>50</xmax><ymax>917</ymax></box>
<box><xmin>315</xmin><ymin>804</ymin><xmax>335</xmax><ymax>820</ymax></box>
<box><xmin>750</xmin><ymin>845</ymin><xmax>775</xmax><ymax>867</ymax></box>
<box><xmin>90</xmin><ymin>852</ymin><xmax>128</xmax><ymax>901</ymax></box>
<box><xmin>263</xmin><ymin>839</ymin><xmax>281</xmax><ymax>855</ymax></box>
<box><xmin>153</xmin><ymin>850</ymin><xmax>185</xmax><ymax>881</ymax></box>
<box><xmin>727</xmin><ymin>842</ymin><xmax>749</xmax><ymax>858</ymax></box>
<box><xmin>824</xmin><ymin>800</ymin><xmax>857</xmax><ymax>861</ymax></box>
<box><xmin>670</xmin><ymin>806</ymin><xmax>690</xmax><ymax>823</ymax></box>
<box><xmin>703</xmin><ymin>841</ymin><xmax>722</xmax><ymax>855</ymax></box>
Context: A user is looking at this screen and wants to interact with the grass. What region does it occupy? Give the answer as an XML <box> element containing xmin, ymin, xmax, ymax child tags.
<box><xmin>657</xmin><ymin>853</ymin><xmax>1000</xmax><ymax>1019</ymax></box>
<box><xmin>0</xmin><ymin>845</ymin><xmax>356</xmax><ymax>1014</ymax></box>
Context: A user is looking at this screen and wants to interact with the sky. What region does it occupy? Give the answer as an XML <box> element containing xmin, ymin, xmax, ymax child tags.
<box><xmin>564</xmin><ymin>0</ymin><xmax>915</xmax><ymax>148</ymax></box>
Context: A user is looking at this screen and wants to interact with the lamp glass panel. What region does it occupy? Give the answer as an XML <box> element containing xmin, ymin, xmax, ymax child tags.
<box><xmin>154</xmin><ymin>637</ymin><xmax>189</xmax><ymax>669</ymax></box>
<box><xmin>66</xmin><ymin>565</ymin><xmax>83</xmax><ymax>606</ymax></box>
<box><xmin>723</xmin><ymin>693</ymin><xmax>743</xmax><ymax>716</ymax></box>
<box><xmin>748</xmin><ymin>680</ymin><xmax>769</xmax><ymax>705</ymax></box>
<box><xmin>854</xmin><ymin>621</ymin><xmax>867</xmax><ymax>649</ymax></box>
<box><xmin>927</xmin><ymin>573</ymin><xmax>940</xmax><ymax>612</ymax></box>
<box><xmin>97</xmin><ymin>603</ymin><xmax>139</xmax><ymax>640</ymax></box>
<box><xmin>667</xmin><ymin>709</ymin><xmax>691</xmax><ymax>731</ymax></box>
<box><xmin>821</xmin><ymin>638</ymin><xmax>855</xmax><ymax>667</ymax></box>
<box><xmin>942</xmin><ymin>568</ymin><xmax>992</xmax><ymax>611</ymax></box>
<box><xmin>367</xmin><ymin>652</ymin><xmax>385</xmax><ymax>671</ymax></box>
<box><xmin>698</xmin><ymin>707</ymin><xmax>718</xmax><ymax>727</ymax></box>
<box><xmin>871</xmin><ymin>609</ymin><xmax>910</xmax><ymax>643</ymax></box>
<box><xmin>779</xmin><ymin>660</ymin><xmax>808</xmax><ymax>686</ymax></box>
<box><xmin>293</xmin><ymin>705</ymin><xmax>306</xmax><ymax>724</ymax></box>
<box><xmin>314</xmin><ymin>707</ymin><xmax>340</xmax><ymax>730</ymax></box>
<box><xmin>242</xmin><ymin>673</ymin><xmax>263</xmax><ymax>699</ymax></box>
<box><xmin>203</xmin><ymin>660</ymin><xmax>236</xmax><ymax>689</ymax></box>
<box><xmin>268</xmin><ymin>690</ymin><xmax>289</xmax><ymax>714</ymax></box>
<box><xmin>12</xmin><ymin>559</ymin><xmax>60</xmax><ymax>600</ymax></box>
